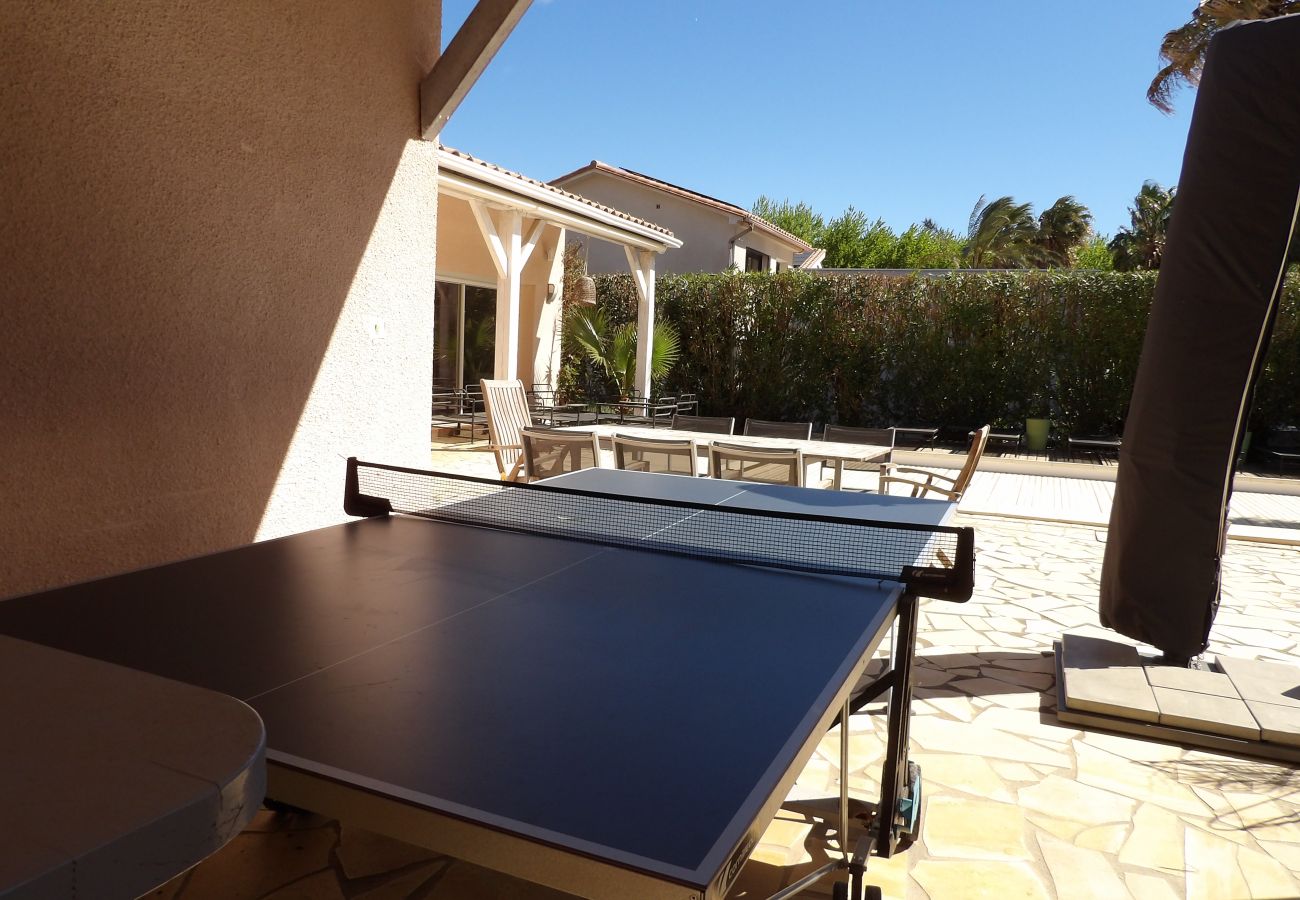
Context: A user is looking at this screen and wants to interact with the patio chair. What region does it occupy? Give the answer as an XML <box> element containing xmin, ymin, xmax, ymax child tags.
<box><xmin>878</xmin><ymin>425</ymin><xmax>991</xmax><ymax>501</ymax></box>
<box><xmin>744</xmin><ymin>419</ymin><xmax>813</xmax><ymax>440</ymax></box>
<box><xmin>672</xmin><ymin>414</ymin><xmax>735</xmax><ymax>435</ymax></box>
<box><xmin>520</xmin><ymin>427</ymin><xmax>602</xmax><ymax>481</ymax></box>
<box><xmin>709</xmin><ymin>441</ymin><xmax>804</xmax><ymax>487</ymax></box>
<box><xmin>612</xmin><ymin>433</ymin><xmax>700</xmax><ymax>476</ymax></box>
<box><xmin>820</xmin><ymin>425</ymin><xmax>896</xmax><ymax>484</ymax></box>
<box><xmin>481</xmin><ymin>378</ymin><xmax>535</xmax><ymax>482</ymax></box>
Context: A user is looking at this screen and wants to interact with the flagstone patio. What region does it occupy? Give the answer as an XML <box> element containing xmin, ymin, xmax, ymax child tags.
<box><xmin>147</xmin><ymin>448</ymin><xmax>1300</xmax><ymax>899</ymax></box>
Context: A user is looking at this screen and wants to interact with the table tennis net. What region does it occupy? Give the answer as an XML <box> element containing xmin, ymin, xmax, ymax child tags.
<box><xmin>346</xmin><ymin>459</ymin><xmax>974</xmax><ymax>602</ymax></box>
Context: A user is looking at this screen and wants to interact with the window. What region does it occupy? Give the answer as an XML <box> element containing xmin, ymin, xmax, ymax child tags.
<box><xmin>434</xmin><ymin>280</ymin><xmax>496</xmax><ymax>390</ymax></box>
<box><xmin>744</xmin><ymin>248</ymin><xmax>768</xmax><ymax>272</ymax></box>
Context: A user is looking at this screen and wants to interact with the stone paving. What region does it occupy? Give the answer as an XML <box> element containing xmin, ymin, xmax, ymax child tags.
<box><xmin>150</xmin><ymin>448</ymin><xmax>1300</xmax><ymax>899</ymax></box>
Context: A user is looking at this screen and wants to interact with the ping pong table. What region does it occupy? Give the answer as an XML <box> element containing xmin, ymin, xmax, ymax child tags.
<box><xmin>0</xmin><ymin>460</ymin><xmax>971</xmax><ymax>900</ymax></box>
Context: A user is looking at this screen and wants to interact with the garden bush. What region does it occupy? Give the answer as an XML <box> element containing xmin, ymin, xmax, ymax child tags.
<box><xmin>562</xmin><ymin>270</ymin><xmax>1299</xmax><ymax>436</ymax></box>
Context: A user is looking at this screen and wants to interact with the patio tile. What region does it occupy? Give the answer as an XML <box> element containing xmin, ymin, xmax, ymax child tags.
<box><xmin>1118</xmin><ymin>804</ymin><xmax>1187</xmax><ymax>872</ymax></box>
<box><xmin>1025</xmin><ymin>813</ymin><xmax>1088</xmax><ymax>842</ymax></box>
<box><xmin>336</xmin><ymin>824</ymin><xmax>439</xmax><ymax>879</ymax></box>
<box><xmin>990</xmin><ymin>760</ymin><xmax>1039</xmax><ymax>782</ymax></box>
<box><xmin>1060</xmin><ymin>634</ymin><xmax>1160</xmax><ymax>722</ymax></box>
<box><xmin>1257</xmin><ymin>839</ymin><xmax>1300</xmax><ymax>873</ymax></box>
<box><xmin>1219</xmin><ymin>655</ymin><xmax>1300</xmax><ymax>711</ymax></box>
<box><xmin>1143</xmin><ymin>666</ymin><xmax>1240</xmax><ymax>697</ymax></box>
<box><xmin>1237</xmin><ymin>844</ymin><xmax>1300</xmax><ymax>898</ymax></box>
<box><xmin>1036</xmin><ymin>832</ymin><xmax>1131</xmax><ymax>900</ymax></box>
<box><xmin>1124</xmin><ymin>872</ymin><xmax>1184</xmax><ymax>900</ymax></box>
<box><xmin>352</xmin><ymin>862</ymin><xmax>446</xmax><ymax>900</ymax></box>
<box><xmin>970</xmin><ymin>706</ymin><xmax>1079</xmax><ymax>743</ymax></box>
<box><xmin>1018</xmin><ymin>774</ymin><xmax>1136</xmax><ymax>826</ymax></box>
<box><xmin>910</xmin><ymin>717</ymin><xmax>1071</xmax><ymax>767</ymax></box>
<box><xmin>1152</xmin><ymin>686</ymin><xmax>1261</xmax><ymax>740</ymax></box>
<box><xmin>910</xmin><ymin>752</ymin><xmax>1014</xmax><ymax>802</ymax></box>
<box><xmin>174</xmin><ymin>817</ymin><xmax>339</xmax><ymax>900</ymax></box>
<box><xmin>910</xmin><ymin>859</ymin><xmax>1050</xmax><ymax>900</ymax></box>
<box><xmin>979</xmin><ymin>666</ymin><xmax>1055</xmax><ymax>693</ymax></box>
<box><xmin>1245</xmin><ymin>699</ymin><xmax>1300</xmax><ymax>747</ymax></box>
<box><xmin>1184</xmin><ymin>827</ymin><xmax>1250</xmax><ymax>900</ymax></box>
<box><xmin>1074</xmin><ymin>822</ymin><xmax>1129</xmax><ymax>853</ymax></box>
<box><xmin>922</xmin><ymin>796</ymin><xmax>1031</xmax><ymax>861</ymax></box>
<box><xmin>1221</xmin><ymin>791</ymin><xmax>1300</xmax><ymax>843</ymax></box>
<box><xmin>1074</xmin><ymin>742</ymin><xmax>1209</xmax><ymax>816</ymax></box>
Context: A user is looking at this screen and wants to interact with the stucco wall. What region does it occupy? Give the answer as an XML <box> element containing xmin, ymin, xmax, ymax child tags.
<box><xmin>0</xmin><ymin>1</ymin><xmax>441</xmax><ymax>597</ymax></box>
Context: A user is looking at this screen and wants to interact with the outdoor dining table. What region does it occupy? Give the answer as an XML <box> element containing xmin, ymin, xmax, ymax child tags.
<box><xmin>556</xmin><ymin>423</ymin><xmax>892</xmax><ymax>490</ymax></box>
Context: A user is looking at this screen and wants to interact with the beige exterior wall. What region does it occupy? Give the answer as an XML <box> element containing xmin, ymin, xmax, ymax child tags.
<box><xmin>0</xmin><ymin>1</ymin><xmax>442</xmax><ymax>598</ymax></box>
<box><xmin>434</xmin><ymin>195</ymin><xmax>565</xmax><ymax>388</ymax></box>
<box><xmin>557</xmin><ymin>172</ymin><xmax>800</xmax><ymax>274</ymax></box>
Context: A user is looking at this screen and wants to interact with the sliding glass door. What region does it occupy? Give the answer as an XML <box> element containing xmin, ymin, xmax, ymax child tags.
<box><xmin>433</xmin><ymin>280</ymin><xmax>496</xmax><ymax>391</ymax></box>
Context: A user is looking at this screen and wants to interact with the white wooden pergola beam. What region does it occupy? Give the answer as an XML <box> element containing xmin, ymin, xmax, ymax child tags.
<box><xmin>624</xmin><ymin>247</ymin><xmax>656</xmax><ymax>401</ymax></box>
<box><xmin>518</xmin><ymin>217</ymin><xmax>546</xmax><ymax>270</ymax></box>
<box><xmin>420</xmin><ymin>0</ymin><xmax>534</xmax><ymax>139</ymax></box>
<box><xmin>468</xmin><ymin>199</ymin><xmax>507</xmax><ymax>279</ymax></box>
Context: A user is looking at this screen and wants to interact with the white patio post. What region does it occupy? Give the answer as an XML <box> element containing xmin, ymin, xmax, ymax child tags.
<box><xmin>625</xmin><ymin>246</ymin><xmax>656</xmax><ymax>400</ymax></box>
<box><xmin>468</xmin><ymin>202</ymin><xmax>544</xmax><ymax>382</ymax></box>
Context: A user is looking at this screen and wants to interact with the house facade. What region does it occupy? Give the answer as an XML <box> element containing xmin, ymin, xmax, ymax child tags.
<box><xmin>551</xmin><ymin>162</ymin><xmax>816</xmax><ymax>274</ymax></box>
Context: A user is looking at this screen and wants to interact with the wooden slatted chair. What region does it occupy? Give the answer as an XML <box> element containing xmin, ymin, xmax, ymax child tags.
<box><xmin>481</xmin><ymin>379</ymin><xmax>535</xmax><ymax>482</ymax></box>
<box><xmin>520</xmin><ymin>427</ymin><xmax>602</xmax><ymax>481</ymax></box>
<box><xmin>612</xmin><ymin>433</ymin><xmax>701</xmax><ymax>476</ymax></box>
<box><xmin>878</xmin><ymin>424</ymin><xmax>991</xmax><ymax>500</ymax></box>
<box><xmin>744</xmin><ymin>419</ymin><xmax>813</xmax><ymax>440</ymax></box>
<box><xmin>708</xmin><ymin>441</ymin><xmax>804</xmax><ymax>487</ymax></box>
<box><xmin>672</xmin><ymin>414</ymin><xmax>735</xmax><ymax>435</ymax></box>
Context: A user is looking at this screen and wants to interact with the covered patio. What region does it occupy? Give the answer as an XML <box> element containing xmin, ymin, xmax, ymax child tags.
<box><xmin>434</xmin><ymin>146</ymin><xmax>681</xmax><ymax>395</ymax></box>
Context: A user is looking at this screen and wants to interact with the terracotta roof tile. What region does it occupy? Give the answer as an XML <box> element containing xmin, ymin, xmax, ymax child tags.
<box><xmin>550</xmin><ymin>161</ymin><xmax>814</xmax><ymax>252</ymax></box>
<box><xmin>437</xmin><ymin>145</ymin><xmax>675</xmax><ymax>238</ymax></box>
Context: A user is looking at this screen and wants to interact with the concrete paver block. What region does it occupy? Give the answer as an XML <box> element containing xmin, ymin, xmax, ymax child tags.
<box><xmin>1060</xmin><ymin>634</ymin><xmax>1159</xmax><ymax>722</ymax></box>
<box><xmin>1144</xmin><ymin>665</ymin><xmax>1241</xmax><ymax>698</ymax></box>
<box><xmin>1152</xmin><ymin>686</ymin><xmax>1261</xmax><ymax>740</ymax></box>
<box><xmin>1218</xmin><ymin>655</ymin><xmax>1300</xmax><ymax>711</ymax></box>
<box><xmin>1244</xmin><ymin>700</ymin><xmax>1300</xmax><ymax>747</ymax></box>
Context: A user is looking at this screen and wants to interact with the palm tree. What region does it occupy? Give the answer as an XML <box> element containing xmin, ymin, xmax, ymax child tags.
<box><xmin>1109</xmin><ymin>182</ymin><xmax>1177</xmax><ymax>271</ymax></box>
<box><xmin>1147</xmin><ymin>0</ymin><xmax>1300</xmax><ymax>114</ymax></box>
<box><xmin>564</xmin><ymin>306</ymin><xmax>681</xmax><ymax>398</ymax></box>
<box><xmin>1034</xmin><ymin>196</ymin><xmax>1094</xmax><ymax>268</ymax></box>
<box><xmin>963</xmin><ymin>195</ymin><xmax>1041</xmax><ymax>268</ymax></box>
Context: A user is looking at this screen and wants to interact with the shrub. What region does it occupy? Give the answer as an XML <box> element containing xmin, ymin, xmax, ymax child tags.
<box><xmin>559</xmin><ymin>271</ymin><xmax>1298</xmax><ymax>435</ymax></box>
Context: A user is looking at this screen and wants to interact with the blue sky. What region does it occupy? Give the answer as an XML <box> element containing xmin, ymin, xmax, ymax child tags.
<box><xmin>441</xmin><ymin>1</ymin><xmax>1197</xmax><ymax>238</ymax></box>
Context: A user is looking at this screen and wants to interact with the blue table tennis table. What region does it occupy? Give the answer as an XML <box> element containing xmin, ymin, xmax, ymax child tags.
<box><xmin>0</xmin><ymin>460</ymin><xmax>971</xmax><ymax>900</ymax></box>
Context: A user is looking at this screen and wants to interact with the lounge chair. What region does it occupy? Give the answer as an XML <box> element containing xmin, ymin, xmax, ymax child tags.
<box><xmin>878</xmin><ymin>425</ymin><xmax>991</xmax><ymax>501</ymax></box>
<box><xmin>481</xmin><ymin>378</ymin><xmax>535</xmax><ymax>481</ymax></box>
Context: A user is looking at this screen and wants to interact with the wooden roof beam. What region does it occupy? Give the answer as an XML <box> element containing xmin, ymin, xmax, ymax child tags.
<box><xmin>421</xmin><ymin>0</ymin><xmax>533</xmax><ymax>140</ymax></box>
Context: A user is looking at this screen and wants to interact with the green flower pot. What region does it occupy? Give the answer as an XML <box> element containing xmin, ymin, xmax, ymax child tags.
<box><xmin>1025</xmin><ymin>418</ymin><xmax>1051</xmax><ymax>452</ymax></box>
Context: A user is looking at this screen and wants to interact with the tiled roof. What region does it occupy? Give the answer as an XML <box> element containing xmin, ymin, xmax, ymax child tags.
<box><xmin>437</xmin><ymin>145</ymin><xmax>675</xmax><ymax>239</ymax></box>
<box><xmin>550</xmin><ymin>161</ymin><xmax>815</xmax><ymax>252</ymax></box>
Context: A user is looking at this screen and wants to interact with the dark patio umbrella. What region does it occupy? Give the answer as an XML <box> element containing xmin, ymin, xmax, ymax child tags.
<box><xmin>1100</xmin><ymin>14</ymin><xmax>1300</xmax><ymax>661</ymax></box>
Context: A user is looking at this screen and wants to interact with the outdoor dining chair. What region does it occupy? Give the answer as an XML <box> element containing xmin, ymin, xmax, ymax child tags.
<box><xmin>611</xmin><ymin>433</ymin><xmax>701</xmax><ymax>476</ymax></box>
<box><xmin>708</xmin><ymin>441</ymin><xmax>804</xmax><ymax>487</ymax></box>
<box><xmin>744</xmin><ymin>419</ymin><xmax>813</xmax><ymax>440</ymax></box>
<box><xmin>481</xmin><ymin>378</ymin><xmax>535</xmax><ymax>482</ymax></box>
<box><xmin>672</xmin><ymin>414</ymin><xmax>735</xmax><ymax>435</ymax></box>
<box><xmin>878</xmin><ymin>424</ymin><xmax>991</xmax><ymax>501</ymax></box>
<box><xmin>821</xmin><ymin>425</ymin><xmax>896</xmax><ymax>485</ymax></box>
<box><xmin>520</xmin><ymin>427</ymin><xmax>602</xmax><ymax>481</ymax></box>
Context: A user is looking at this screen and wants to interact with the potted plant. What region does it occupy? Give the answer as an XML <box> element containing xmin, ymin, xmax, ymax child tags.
<box><xmin>1024</xmin><ymin>389</ymin><xmax>1051</xmax><ymax>452</ymax></box>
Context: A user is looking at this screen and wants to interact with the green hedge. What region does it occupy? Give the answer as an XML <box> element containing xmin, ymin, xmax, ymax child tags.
<box><xmin>565</xmin><ymin>270</ymin><xmax>1299</xmax><ymax>435</ymax></box>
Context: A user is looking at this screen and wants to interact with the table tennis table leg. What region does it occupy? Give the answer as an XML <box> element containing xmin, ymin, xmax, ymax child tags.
<box><xmin>875</xmin><ymin>591</ymin><xmax>919</xmax><ymax>858</ymax></box>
